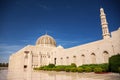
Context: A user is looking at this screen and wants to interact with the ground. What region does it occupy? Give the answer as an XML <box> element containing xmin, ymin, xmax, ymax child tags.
<box><xmin>0</xmin><ymin>70</ymin><xmax>120</xmax><ymax>80</ymax></box>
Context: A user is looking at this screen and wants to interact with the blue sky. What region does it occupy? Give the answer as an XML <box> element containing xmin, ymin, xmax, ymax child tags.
<box><xmin>0</xmin><ymin>0</ymin><xmax>120</xmax><ymax>62</ymax></box>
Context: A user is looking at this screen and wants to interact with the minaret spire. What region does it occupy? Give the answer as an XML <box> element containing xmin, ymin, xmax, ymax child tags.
<box><xmin>100</xmin><ymin>8</ymin><xmax>110</xmax><ymax>39</ymax></box>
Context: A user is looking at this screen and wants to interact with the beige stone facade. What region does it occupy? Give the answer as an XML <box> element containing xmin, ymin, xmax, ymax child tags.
<box><xmin>9</xmin><ymin>8</ymin><xmax>120</xmax><ymax>71</ymax></box>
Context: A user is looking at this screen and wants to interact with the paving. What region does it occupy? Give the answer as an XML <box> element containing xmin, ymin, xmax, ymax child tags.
<box><xmin>0</xmin><ymin>70</ymin><xmax>120</xmax><ymax>80</ymax></box>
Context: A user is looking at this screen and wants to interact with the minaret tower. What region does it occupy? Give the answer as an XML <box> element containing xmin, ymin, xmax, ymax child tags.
<box><xmin>100</xmin><ymin>8</ymin><xmax>110</xmax><ymax>39</ymax></box>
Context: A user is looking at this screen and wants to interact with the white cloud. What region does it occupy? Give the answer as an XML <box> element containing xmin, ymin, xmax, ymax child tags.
<box><xmin>56</xmin><ymin>39</ymin><xmax>80</xmax><ymax>48</ymax></box>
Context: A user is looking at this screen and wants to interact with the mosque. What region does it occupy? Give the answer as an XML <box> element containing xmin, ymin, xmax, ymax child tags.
<box><xmin>9</xmin><ymin>8</ymin><xmax>120</xmax><ymax>71</ymax></box>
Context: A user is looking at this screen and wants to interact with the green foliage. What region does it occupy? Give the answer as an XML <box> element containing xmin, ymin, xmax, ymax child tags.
<box><xmin>70</xmin><ymin>68</ymin><xmax>77</xmax><ymax>72</ymax></box>
<box><xmin>65</xmin><ymin>67</ymin><xmax>71</xmax><ymax>72</ymax></box>
<box><xmin>98</xmin><ymin>63</ymin><xmax>109</xmax><ymax>72</ymax></box>
<box><xmin>33</xmin><ymin>67</ymin><xmax>39</xmax><ymax>70</ymax></box>
<box><xmin>94</xmin><ymin>67</ymin><xmax>103</xmax><ymax>73</ymax></box>
<box><xmin>47</xmin><ymin>68</ymin><xmax>53</xmax><ymax>71</ymax></box>
<box><xmin>71</xmin><ymin>63</ymin><xmax>77</xmax><ymax>67</ymax></box>
<box><xmin>77</xmin><ymin>67</ymin><xmax>84</xmax><ymax>73</ymax></box>
<box><xmin>109</xmin><ymin>54</ymin><xmax>120</xmax><ymax>73</ymax></box>
<box><xmin>43</xmin><ymin>66</ymin><xmax>49</xmax><ymax>70</ymax></box>
<box><xmin>33</xmin><ymin>63</ymin><xmax>109</xmax><ymax>73</ymax></box>
<box><xmin>54</xmin><ymin>65</ymin><xmax>66</xmax><ymax>71</ymax></box>
<box><xmin>48</xmin><ymin>64</ymin><xmax>55</xmax><ymax>68</ymax></box>
<box><xmin>84</xmin><ymin>67</ymin><xmax>92</xmax><ymax>72</ymax></box>
<box><xmin>79</xmin><ymin>63</ymin><xmax>108</xmax><ymax>72</ymax></box>
<box><xmin>55</xmin><ymin>65</ymin><xmax>66</xmax><ymax>71</ymax></box>
<box><xmin>79</xmin><ymin>64</ymin><xmax>97</xmax><ymax>71</ymax></box>
<box><xmin>118</xmin><ymin>67</ymin><xmax>120</xmax><ymax>73</ymax></box>
<box><xmin>77</xmin><ymin>67</ymin><xmax>83</xmax><ymax>73</ymax></box>
<box><xmin>39</xmin><ymin>66</ymin><xmax>44</xmax><ymax>70</ymax></box>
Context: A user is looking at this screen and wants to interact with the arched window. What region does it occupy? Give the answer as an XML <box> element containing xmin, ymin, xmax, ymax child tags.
<box><xmin>60</xmin><ymin>57</ymin><xmax>63</xmax><ymax>65</ymax></box>
<box><xmin>81</xmin><ymin>54</ymin><xmax>85</xmax><ymax>65</ymax></box>
<box><xmin>73</xmin><ymin>55</ymin><xmax>76</xmax><ymax>63</ymax></box>
<box><xmin>66</xmin><ymin>56</ymin><xmax>69</xmax><ymax>59</ymax></box>
<box><xmin>24</xmin><ymin>51</ymin><xmax>29</xmax><ymax>59</ymax></box>
<box><xmin>73</xmin><ymin>56</ymin><xmax>76</xmax><ymax>58</ymax></box>
<box><xmin>24</xmin><ymin>51</ymin><xmax>29</xmax><ymax>70</ymax></box>
<box><xmin>60</xmin><ymin>57</ymin><xmax>63</xmax><ymax>59</ymax></box>
<box><xmin>103</xmin><ymin>51</ymin><xmax>109</xmax><ymax>63</ymax></box>
<box><xmin>25</xmin><ymin>54</ymin><xmax>28</xmax><ymax>59</ymax></box>
<box><xmin>54</xmin><ymin>58</ymin><xmax>57</xmax><ymax>65</ymax></box>
<box><xmin>66</xmin><ymin>56</ymin><xmax>69</xmax><ymax>65</ymax></box>
<box><xmin>91</xmin><ymin>53</ymin><xmax>96</xmax><ymax>64</ymax></box>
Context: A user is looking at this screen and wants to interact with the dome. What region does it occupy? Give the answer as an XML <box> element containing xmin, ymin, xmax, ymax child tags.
<box><xmin>57</xmin><ymin>45</ymin><xmax>64</xmax><ymax>49</ymax></box>
<box><xmin>36</xmin><ymin>34</ymin><xmax>56</xmax><ymax>47</ymax></box>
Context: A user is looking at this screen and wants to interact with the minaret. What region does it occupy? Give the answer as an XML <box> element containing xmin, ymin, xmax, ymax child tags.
<box><xmin>100</xmin><ymin>8</ymin><xmax>110</xmax><ymax>39</ymax></box>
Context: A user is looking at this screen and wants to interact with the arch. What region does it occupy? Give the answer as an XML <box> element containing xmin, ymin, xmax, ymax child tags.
<box><xmin>73</xmin><ymin>55</ymin><xmax>76</xmax><ymax>58</ymax></box>
<box><xmin>103</xmin><ymin>51</ymin><xmax>109</xmax><ymax>63</ymax></box>
<box><xmin>24</xmin><ymin>55</ymin><xmax>28</xmax><ymax>67</ymax></box>
<box><xmin>60</xmin><ymin>57</ymin><xmax>63</xmax><ymax>59</ymax></box>
<box><xmin>66</xmin><ymin>56</ymin><xmax>69</xmax><ymax>65</ymax></box>
<box><xmin>81</xmin><ymin>54</ymin><xmax>85</xmax><ymax>65</ymax></box>
<box><xmin>24</xmin><ymin>51</ymin><xmax>29</xmax><ymax>71</ymax></box>
<box><xmin>91</xmin><ymin>53</ymin><xmax>96</xmax><ymax>64</ymax></box>
<box><xmin>73</xmin><ymin>55</ymin><xmax>76</xmax><ymax>63</ymax></box>
<box><xmin>25</xmin><ymin>54</ymin><xmax>28</xmax><ymax>59</ymax></box>
<box><xmin>24</xmin><ymin>52</ymin><xmax>29</xmax><ymax>63</ymax></box>
<box><xmin>54</xmin><ymin>58</ymin><xmax>57</xmax><ymax>65</ymax></box>
<box><xmin>66</xmin><ymin>56</ymin><xmax>69</xmax><ymax>59</ymax></box>
<box><xmin>60</xmin><ymin>57</ymin><xmax>63</xmax><ymax>65</ymax></box>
